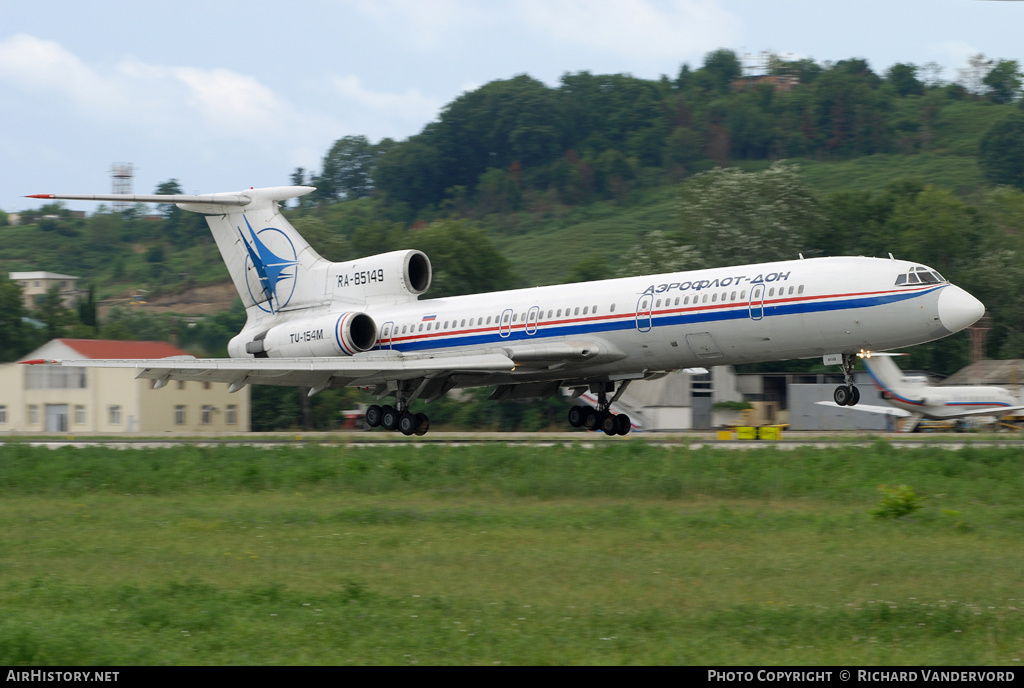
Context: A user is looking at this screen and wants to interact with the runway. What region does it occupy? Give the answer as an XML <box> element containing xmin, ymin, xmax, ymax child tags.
<box><xmin>6</xmin><ymin>431</ymin><xmax>1024</xmax><ymax>450</ymax></box>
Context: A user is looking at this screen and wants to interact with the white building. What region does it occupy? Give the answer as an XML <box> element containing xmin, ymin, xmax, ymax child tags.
<box><xmin>0</xmin><ymin>339</ymin><xmax>250</xmax><ymax>434</ymax></box>
<box><xmin>9</xmin><ymin>271</ymin><xmax>81</xmax><ymax>309</ymax></box>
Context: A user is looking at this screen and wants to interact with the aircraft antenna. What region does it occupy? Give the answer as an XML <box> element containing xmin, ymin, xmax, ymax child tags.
<box><xmin>110</xmin><ymin>163</ymin><xmax>134</xmax><ymax>213</ymax></box>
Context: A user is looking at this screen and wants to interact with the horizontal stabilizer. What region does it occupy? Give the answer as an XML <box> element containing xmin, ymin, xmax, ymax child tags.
<box><xmin>26</xmin><ymin>186</ymin><xmax>315</xmax><ymax>211</ymax></box>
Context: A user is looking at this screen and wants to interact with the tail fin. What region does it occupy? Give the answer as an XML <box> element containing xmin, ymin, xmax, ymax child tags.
<box><xmin>180</xmin><ymin>187</ymin><xmax>327</xmax><ymax>319</ymax></box>
<box><xmin>30</xmin><ymin>186</ymin><xmax>324</xmax><ymax>322</ymax></box>
<box><xmin>862</xmin><ymin>355</ymin><xmax>923</xmax><ymax>401</ymax></box>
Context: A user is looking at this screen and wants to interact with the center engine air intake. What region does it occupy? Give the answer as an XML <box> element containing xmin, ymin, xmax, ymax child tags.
<box><xmin>254</xmin><ymin>312</ymin><xmax>378</xmax><ymax>358</ymax></box>
<box><xmin>329</xmin><ymin>249</ymin><xmax>432</xmax><ymax>303</ymax></box>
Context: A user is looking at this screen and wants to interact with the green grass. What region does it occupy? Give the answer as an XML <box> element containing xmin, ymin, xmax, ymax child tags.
<box><xmin>2</xmin><ymin>442</ymin><xmax>1023</xmax><ymax>664</ymax></box>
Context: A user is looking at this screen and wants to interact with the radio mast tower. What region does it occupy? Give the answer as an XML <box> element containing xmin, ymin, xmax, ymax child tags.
<box><xmin>110</xmin><ymin>163</ymin><xmax>134</xmax><ymax>213</ymax></box>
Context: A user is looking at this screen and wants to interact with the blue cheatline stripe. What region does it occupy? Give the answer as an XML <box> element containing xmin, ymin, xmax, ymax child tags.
<box><xmin>386</xmin><ymin>286</ymin><xmax>944</xmax><ymax>354</ymax></box>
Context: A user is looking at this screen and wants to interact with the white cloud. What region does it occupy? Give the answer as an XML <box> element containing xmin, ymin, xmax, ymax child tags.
<box><xmin>0</xmin><ymin>34</ymin><xmax>118</xmax><ymax>112</ymax></box>
<box><xmin>329</xmin><ymin>74</ymin><xmax>443</xmax><ymax>127</ymax></box>
<box><xmin>0</xmin><ymin>34</ymin><xmax>332</xmax><ymax>142</ymax></box>
<box><xmin>348</xmin><ymin>0</ymin><xmax>493</xmax><ymax>51</ymax></box>
<box><xmin>514</xmin><ymin>0</ymin><xmax>741</xmax><ymax>63</ymax></box>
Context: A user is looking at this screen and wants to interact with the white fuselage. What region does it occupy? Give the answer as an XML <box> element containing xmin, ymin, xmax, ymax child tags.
<box><xmin>229</xmin><ymin>255</ymin><xmax>982</xmax><ymax>389</ymax></box>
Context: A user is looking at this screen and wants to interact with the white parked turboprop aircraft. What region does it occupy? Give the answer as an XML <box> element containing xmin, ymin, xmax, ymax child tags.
<box><xmin>819</xmin><ymin>353</ymin><xmax>1024</xmax><ymax>432</ymax></box>
<box><xmin>23</xmin><ymin>186</ymin><xmax>986</xmax><ymax>436</ymax></box>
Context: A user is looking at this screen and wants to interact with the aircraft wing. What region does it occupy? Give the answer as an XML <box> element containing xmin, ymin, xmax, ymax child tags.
<box><xmin>22</xmin><ymin>351</ymin><xmax>515</xmax><ymax>390</ymax></box>
<box><xmin>814</xmin><ymin>401</ymin><xmax>911</xmax><ymax>417</ymax></box>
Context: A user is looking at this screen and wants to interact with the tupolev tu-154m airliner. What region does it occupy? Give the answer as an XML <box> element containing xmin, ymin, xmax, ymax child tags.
<box><xmin>23</xmin><ymin>186</ymin><xmax>986</xmax><ymax>436</ymax></box>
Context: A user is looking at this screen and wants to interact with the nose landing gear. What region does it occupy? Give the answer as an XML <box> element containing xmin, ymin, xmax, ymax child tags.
<box><xmin>833</xmin><ymin>353</ymin><xmax>861</xmax><ymax>407</ymax></box>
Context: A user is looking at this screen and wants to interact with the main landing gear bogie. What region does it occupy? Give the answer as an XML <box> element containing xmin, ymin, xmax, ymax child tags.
<box><xmin>365</xmin><ymin>404</ymin><xmax>430</xmax><ymax>436</ymax></box>
<box><xmin>567</xmin><ymin>406</ymin><xmax>631</xmax><ymax>435</ymax></box>
<box><xmin>567</xmin><ymin>381</ymin><xmax>632</xmax><ymax>436</ymax></box>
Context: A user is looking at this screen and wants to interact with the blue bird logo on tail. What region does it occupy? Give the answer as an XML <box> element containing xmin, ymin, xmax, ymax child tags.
<box><xmin>238</xmin><ymin>216</ymin><xmax>300</xmax><ymax>313</ymax></box>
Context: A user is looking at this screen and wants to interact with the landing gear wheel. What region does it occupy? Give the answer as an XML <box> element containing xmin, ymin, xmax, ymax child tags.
<box><xmin>398</xmin><ymin>411</ymin><xmax>418</xmax><ymax>436</ymax></box>
<box><xmin>615</xmin><ymin>414</ymin><xmax>631</xmax><ymax>436</ymax></box>
<box><xmin>381</xmin><ymin>405</ymin><xmax>399</xmax><ymax>431</ymax></box>
<box><xmin>582</xmin><ymin>407</ymin><xmax>600</xmax><ymax>431</ymax></box>
<box><xmin>414</xmin><ymin>412</ymin><xmax>430</xmax><ymax>436</ymax></box>
<box><xmin>601</xmin><ymin>413</ymin><xmax>619</xmax><ymax>436</ymax></box>
<box><xmin>567</xmin><ymin>406</ymin><xmax>585</xmax><ymax>428</ymax></box>
<box><xmin>848</xmin><ymin>385</ymin><xmax>861</xmax><ymax>407</ymax></box>
<box><xmin>365</xmin><ymin>404</ymin><xmax>383</xmax><ymax>428</ymax></box>
<box><xmin>833</xmin><ymin>386</ymin><xmax>850</xmax><ymax>406</ymax></box>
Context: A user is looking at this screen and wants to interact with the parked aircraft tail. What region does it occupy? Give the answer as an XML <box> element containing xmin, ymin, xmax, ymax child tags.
<box><xmin>861</xmin><ymin>354</ymin><xmax>925</xmax><ymax>404</ymax></box>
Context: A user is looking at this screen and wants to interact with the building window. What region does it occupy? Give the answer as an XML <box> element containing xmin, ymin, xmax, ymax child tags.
<box><xmin>174</xmin><ymin>405</ymin><xmax>186</xmax><ymax>425</ymax></box>
<box><xmin>201</xmin><ymin>405</ymin><xmax>214</xmax><ymax>425</ymax></box>
<box><xmin>177</xmin><ymin>380</ymin><xmax>185</xmax><ymax>390</ymax></box>
<box><xmin>28</xmin><ymin>405</ymin><xmax>39</xmax><ymax>425</ymax></box>
<box><xmin>203</xmin><ymin>381</ymin><xmax>211</xmax><ymax>390</ymax></box>
<box><xmin>75</xmin><ymin>406</ymin><xmax>86</xmax><ymax>425</ymax></box>
<box><xmin>226</xmin><ymin>405</ymin><xmax>237</xmax><ymax>425</ymax></box>
<box><xmin>25</xmin><ymin>366</ymin><xmax>87</xmax><ymax>390</ymax></box>
<box><xmin>108</xmin><ymin>406</ymin><xmax>122</xmax><ymax>425</ymax></box>
<box><xmin>0</xmin><ymin>405</ymin><xmax>6</xmax><ymax>424</ymax></box>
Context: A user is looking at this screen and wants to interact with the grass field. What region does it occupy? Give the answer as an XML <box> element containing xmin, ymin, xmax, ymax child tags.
<box><xmin>1</xmin><ymin>441</ymin><xmax>1023</xmax><ymax>665</ymax></box>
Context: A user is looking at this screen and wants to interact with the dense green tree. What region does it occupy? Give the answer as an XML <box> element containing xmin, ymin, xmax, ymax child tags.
<box><xmin>0</xmin><ymin>276</ymin><xmax>32</xmax><ymax>361</ymax></box>
<box><xmin>33</xmin><ymin>285</ymin><xmax>74</xmax><ymax>340</ymax></box>
<box><xmin>350</xmin><ymin>221</ymin><xmax>408</xmax><ymax>258</ymax></box>
<box><xmin>432</xmin><ymin>75</ymin><xmax>561</xmax><ymax>193</ymax></box>
<box><xmin>315</xmin><ymin>135</ymin><xmax>385</xmax><ymax>201</ymax></box>
<box><xmin>374</xmin><ymin>133</ymin><xmax>445</xmax><ymax>210</ymax></box>
<box><xmin>475</xmin><ymin>167</ymin><xmax>522</xmax><ymax>214</ymax></box>
<box><xmin>154</xmin><ymin>179</ymin><xmax>208</xmax><ymax>242</ymax></box>
<box><xmin>616</xmin><ymin>230</ymin><xmax>699</xmax><ymax>277</ymax></box>
<box><xmin>98</xmin><ymin>307</ymin><xmax>171</xmax><ymax>342</ymax></box>
<box><xmin>697</xmin><ymin>49</ymin><xmax>742</xmax><ymax>94</ymax></box>
<box><xmin>403</xmin><ymin>219</ymin><xmax>517</xmax><ymax>297</ymax></box>
<box><xmin>983</xmin><ymin>59</ymin><xmax>1023</xmax><ymax>104</ymax></box>
<box><xmin>979</xmin><ymin>114</ymin><xmax>1024</xmax><ymax>189</ymax></box>
<box><xmin>678</xmin><ymin>162</ymin><xmax>825</xmax><ymax>268</ymax></box>
<box><xmin>291</xmin><ymin>216</ymin><xmax>351</xmax><ymax>262</ymax></box>
<box><xmin>886</xmin><ymin>63</ymin><xmax>924</xmax><ymax>97</ymax></box>
<box><xmin>77</xmin><ymin>284</ymin><xmax>97</xmax><ymax>328</ymax></box>
<box><xmin>888</xmin><ymin>186</ymin><xmax>982</xmax><ymax>275</ymax></box>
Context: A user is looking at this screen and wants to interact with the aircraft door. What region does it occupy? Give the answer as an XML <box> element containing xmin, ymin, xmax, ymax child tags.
<box><xmin>379</xmin><ymin>321</ymin><xmax>395</xmax><ymax>350</ymax></box>
<box><xmin>749</xmin><ymin>285</ymin><xmax>765</xmax><ymax>321</ymax></box>
<box><xmin>636</xmin><ymin>295</ymin><xmax>653</xmax><ymax>332</ymax></box>
<box><xmin>499</xmin><ymin>309</ymin><xmax>513</xmax><ymax>338</ymax></box>
<box><xmin>526</xmin><ymin>306</ymin><xmax>540</xmax><ymax>335</ymax></box>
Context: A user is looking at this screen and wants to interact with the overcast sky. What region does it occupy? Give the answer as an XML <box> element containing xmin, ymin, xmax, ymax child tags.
<box><xmin>2</xmin><ymin>0</ymin><xmax>1022</xmax><ymax>213</ymax></box>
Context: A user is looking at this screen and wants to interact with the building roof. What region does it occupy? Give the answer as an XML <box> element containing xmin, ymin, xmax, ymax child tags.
<box><xmin>9</xmin><ymin>271</ymin><xmax>79</xmax><ymax>281</ymax></box>
<box><xmin>940</xmin><ymin>359</ymin><xmax>1024</xmax><ymax>387</ymax></box>
<box><xmin>56</xmin><ymin>339</ymin><xmax>189</xmax><ymax>360</ymax></box>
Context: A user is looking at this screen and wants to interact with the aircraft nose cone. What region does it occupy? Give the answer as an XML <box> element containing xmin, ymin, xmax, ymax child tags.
<box><xmin>938</xmin><ymin>285</ymin><xmax>985</xmax><ymax>333</ymax></box>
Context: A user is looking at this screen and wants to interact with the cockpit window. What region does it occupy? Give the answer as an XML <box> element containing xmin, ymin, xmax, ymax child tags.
<box><xmin>895</xmin><ymin>266</ymin><xmax>947</xmax><ymax>286</ymax></box>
